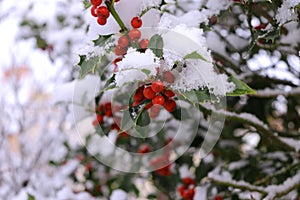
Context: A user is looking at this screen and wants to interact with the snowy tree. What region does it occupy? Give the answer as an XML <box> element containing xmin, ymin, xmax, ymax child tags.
<box><xmin>0</xmin><ymin>0</ymin><xmax>299</xmax><ymax>200</ymax></box>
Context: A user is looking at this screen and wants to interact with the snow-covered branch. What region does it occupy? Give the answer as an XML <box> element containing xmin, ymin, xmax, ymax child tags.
<box><xmin>198</xmin><ymin>104</ymin><xmax>295</xmax><ymax>151</ymax></box>
<box><xmin>251</xmin><ymin>87</ymin><xmax>300</xmax><ymax>98</ymax></box>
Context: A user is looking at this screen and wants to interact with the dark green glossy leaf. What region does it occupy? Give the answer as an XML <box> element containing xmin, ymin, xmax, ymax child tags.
<box><xmin>136</xmin><ymin>110</ymin><xmax>150</xmax><ymax>127</ymax></box>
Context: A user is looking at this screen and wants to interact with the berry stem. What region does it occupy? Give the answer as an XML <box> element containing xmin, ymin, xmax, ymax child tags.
<box><xmin>105</xmin><ymin>1</ymin><xmax>128</xmax><ymax>32</ymax></box>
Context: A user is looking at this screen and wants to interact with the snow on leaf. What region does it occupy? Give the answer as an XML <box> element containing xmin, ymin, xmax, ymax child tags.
<box><xmin>78</xmin><ymin>55</ymin><xmax>101</xmax><ymax>79</ymax></box>
<box><xmin>226</xmin><ymin>76</ymin><xmax>256</xmax><ymax>96</ymax></box>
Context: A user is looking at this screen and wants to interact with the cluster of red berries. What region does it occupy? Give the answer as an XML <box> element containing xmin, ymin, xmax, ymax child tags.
<box><xmin>138</xmin><ymin>143</ymin><xmax>151</xmax><ymax>154</ymax></box>
<box><xmin>92</xmin><ymin>102</ymin><xmax>129</xmax><ymax>139</ymax></box>
<box><xmin>178</xmin><ymin>177</ymin><xmax>196</xmax><ymax>200</ymax></box>
<box><xmin>114</xmin><ymin>17</ymin><xmax>149</xmax><ymax>70</ymax></box>
<box><xmin>90</xmin><ymin>0</ymin><xmax>111</xmax><ymax>25</ymax></box>
<box><xmin>92</xmin><ymin>102</ymin><xmax>113</xmax><ymax>126</ymax></box>
<box><xmin>132</xmin><ymin>79</ymin><xmax>177</xmax><ymax>118</ymax></box>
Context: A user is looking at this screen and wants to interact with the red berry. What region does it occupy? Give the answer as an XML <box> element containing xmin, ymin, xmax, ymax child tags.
<box><xmin>132</xmin><ymin>101</ymin><xmax>141</xmax><ymax>107</ymax></box>
<box><xmin>76</xmin><ymin>154</ymin><xmax>84</xmax><ymax>162</ymax></box>
<box><xmin>118</xmin><ymin>35</ymin><xmax>129</xmax><ymax>48</ymax></box>
<box><xmin>186</xmin><ymin>189</ymin><xmax>195</xmax><ymax>198</ymax></box>
<box><xmin>110</xmin><ymin>123</ymin><xmax>120</xmax><ymax>131</ymax></box>
<box><xmin>151</xmin><ymin>80</ymin><xmax>164</xmax><ymax>93</ymax></box>
<box><xmin>97</xmin><ymin>16</ymin><xmax>107</xmax><ymax>25</ymax></box>
<box><xmin>178</xmin><ymin>185</ymin><xmax>186</xmax><ymax>196</ymax></box>
<box><xmin>114</xmin><ymin>45</ymin><xmax>127</xmax><ymax>56</ymax></box>
<box><xmin>105</xmin><ymin>102</ymin><xmax>112</xmax><ymax>110</ymax></box>
<box><xmin>92</xmin><ymin>119</ymin><xmax>99</xmax><ymax>126</ymax></box>
<box><xmin>139</xmin><ymin>39</ymin><xmax>149</xmax><ymax>49</ymax></box>
<box><xmin>134</xmin><ymin>91</ymin><xmax>144</xmax><ymax>102</ymax></box>
<box><xmin>164</xmin><ymin>99</ymin><xmax>176</xmax><ymax>112</ymax></box>
<box><xmin>254</xmin><ymin>23</ymin><xmax>266</xmax><ymax>30</ymax></box>
<box><xmin>113</xmin><ymin>57</ymin><xmax>122</xmax><ymax>66</ymax></box>
<box><xmin>85</xmin><ymin>162</ymin><xmax>93</xmax><ymax>171</ymax></box>
<box><xmin>131</xmin><ymin>17</ymin><xmax>142</xmax><ymax>28</ymax></box>
<box><xmin>152</xmin><ymin>95</ymin><xmax>165</xmax><ymax>105</ymax></box>
<box><xmin>163</xmin><ymin>71</ymin><xmax>175</xmax><ymax>83</ymax></box>
<box><xmin>105</xmin><ymin>110</ymin><xmax>113</xmax><ymax>117</ymax></box>
<box><xmin>144</xmin><ymin>102</ymin><xmax>153</xmax><ymax>110</ymax></box>
<box><xmin>182</xmin><ymin>177</ymin><xmax>195</xmax><ymax>186</ymax></box>
<box><xmin>90</xmin><ymin>6</ymin><xmax>98</xmax><ymax>17</ymax></box>
<box><xmin>119</xmin><ymin>132</ymin><xmax>129</xmax><ymax>138</ymax></box>
<box><xmin>91</xmin><ymin>0</ymin><xmax>102</xmax><ymax>6</ymax></box>
<box><xmin>128</xmin><ymin>29</ymin><xmax>141</xmax><ymax>41</ymax></box>
<box><xmin>214</xmin><ymin>196</ymin><xmax>223</xmax><ymax>200</ymax></box>
<box><xmin>143</xmin><ymin>87</ymin><xmax>156</xmax><ymax>99</ymax></box>
<box><xmin>96</xmin><ymin>115</ymin><xmax>104</xmax><ymax>123</ymax></box>
<box><xmin>149</xmin><ymin>105</ymin><xmax>161</xmax><ymax>118</ymax></box>
<box><xmin>164</xmin><ymin>90</ymin><xmax>175</xmax><ymax>98</ymax></box>
<box><xmin>138</xmin><ymin>144</ymin><xmax>151</xmax><ymax>154</ymax></box>
<box><xmin>97</xmin><ymin>6</ymin><xmax>110</xmax><ymax>18</ymax></box>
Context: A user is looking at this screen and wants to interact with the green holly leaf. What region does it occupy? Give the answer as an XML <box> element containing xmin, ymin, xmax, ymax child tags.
<box><xmin>78</xmin><ymin>55</ymin><xmax>102</xmax><ymax>79</ymax></box>
<box><xmin>93</xmin><ymin>34</ymin><xmax>113</xmax><ymax>46</ymax></box>
<box><xmin>94</xmin><ymin>74</ymin><xmax>117</xmax><ymax>106</ymax></box>
<box><xmin>136</xmin><ymin>109</ymin><xmax>151</xmax><ymax>127</ymax></box>
<box><xmin>181</xmin><ymin>89</ymin><xmax>218</xmax><ymax>104</ymax></box>
<box><xmin>141</xmin><ymin>69</ymin><xmax>151</xmax><ymax>76</ymax></box>
<box><xmin>120</xmin><ymin>110</ymin><xmax>135</xmax><ymax>132</ymax></box>
<box><xmin>148</xmin><ymin>34</ymin><xmax>164</xmax><ymax>57</ymax></box>
<box><xmin>83</xmin><ymin>1</ymin><xmax>92</xmax><ymax>9</ymax></box>
<box><xmin>184</xmin><ymin>51</ymin><xmax>208</xmax><ymax>62</ymax></box>
<box><xmin>27</xmin><ymin>194</ymin><xmax>35</xmax><ymax>200</ymax></box>
<box><xmin>260</xmin><ymin>27</ymin><xmax>280</xmax><ymax>44</ymax></box>
<box><xmin>36</xmin><ymin>36</ymin><xmax>48</xmax><ymax>49</ymax></box>
<box><xmin>227</xmin><ymin>76</ymin><xmax>256</xmax><ymax>96</ymax></box>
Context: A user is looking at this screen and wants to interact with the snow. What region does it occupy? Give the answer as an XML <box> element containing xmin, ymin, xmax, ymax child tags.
<box><xmin>276</xmin><ymin>0</ymin><xmax>300</xmax><ymax>24</ymax></box>
<box><xmin>193</xmin><ymin>186</ymin><xmax>208</xmax><ymax>200</ymax></box>
<box><xmin>88</xmin><ymin>133</ymin><xmax>117</xmax><ymax>157</ymax></box>
<box><xmin>228</xmin><ymin>160</ymin><xmax>248</xmax><ymax>171</ymax></box>
<box><xmin>278</xmin><ymin>137</ymin><xmax>300</xmax><ymax>152</ymax></box>
<box><xmin>161</xmin><ymin>24</ymin><xmax>235</xmax><ymax>95</ymax></box>
<box><xmin>264</xmin><ymin>152</ymin><xmax>288</xmax><ymax>162</ymax></box>
<box><xmin>255</xmin><ymin>87</ymin><xmax>300</xmax><ymax>98</ymax></box>
<box><xmin>264</xmin><ymin>172</ymin><xmax>300</xmax><ymax>200</ymax></box>
<box><xmin>110</xmin><ymin>189</ymin><xmax>127</xmax><ymax>200</ymax></box>
<box><xmin>179</xmin><ymin>165</ymin><xmax>194</xmax><ymax>179</ymax></box>
<box><xmin>115</xmin><ymin>48</ymin><xmax>160</xmax><ymax>86</ymax></box>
